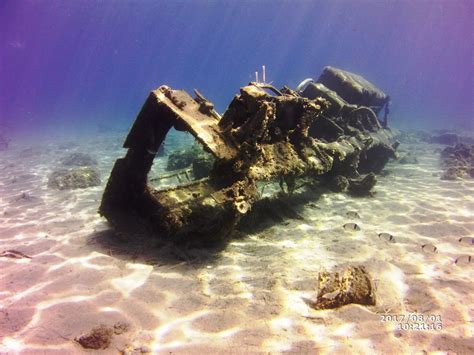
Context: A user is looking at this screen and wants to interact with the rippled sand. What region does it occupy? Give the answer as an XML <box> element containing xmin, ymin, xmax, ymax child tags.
<box><xmin>0</xmin><ymin>132</ymin><xmax>473</xmax><ymax>354</ymax></box>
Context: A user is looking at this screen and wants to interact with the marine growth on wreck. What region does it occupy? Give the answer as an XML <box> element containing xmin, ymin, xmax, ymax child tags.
<box><xmin>100</xmin><ymin>66</ymin><xmax>398</xmax><ymax>244</ymax></box>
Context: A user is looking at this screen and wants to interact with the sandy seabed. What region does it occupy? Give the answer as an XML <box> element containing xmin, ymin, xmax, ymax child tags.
<box><xmin>0</xmin><ymin>131</ymin><xmax>473</xmax><ymax>354</ymax></box>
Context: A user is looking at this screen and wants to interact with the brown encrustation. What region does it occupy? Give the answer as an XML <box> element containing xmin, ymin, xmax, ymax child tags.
<box><xmin>100</xmin><ymin>68</ymin><xmax>396</xmax><ymax>244</ymax></box>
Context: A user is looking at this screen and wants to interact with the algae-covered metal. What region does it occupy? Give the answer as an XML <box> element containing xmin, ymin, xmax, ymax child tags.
<box><xmin>99</xmin><ymin>67</ymin><xmax>397</xmax><ymax>244</ymax></box>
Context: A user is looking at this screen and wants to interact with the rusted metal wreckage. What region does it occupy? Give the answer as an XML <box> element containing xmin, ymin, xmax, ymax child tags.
<box><xmin>99</xmin><ymin>66</ymin><xmax>397</xmax><ymax>244</ymax></box>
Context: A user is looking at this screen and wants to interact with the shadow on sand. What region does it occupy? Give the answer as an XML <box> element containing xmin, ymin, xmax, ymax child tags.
<box><xmin>87</xmin><ymin>184</ymin><xmax>328</xmax><ymax>268</ymax></box>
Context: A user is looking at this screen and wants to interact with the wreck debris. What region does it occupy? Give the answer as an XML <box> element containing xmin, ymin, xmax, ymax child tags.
<box><xmin>100</xmin><ymin>67</ymin><xmax>396</xmax><ymax>244</ymax></box>
<box><xmin>307</xmin><ymin>265</ymin><xmax>376</xmax><ymax>310</ymax></box>
<box><xmin>149</xmin><ymin>167</ymin><xmax>193</xmax><ymax>185</ymax></box>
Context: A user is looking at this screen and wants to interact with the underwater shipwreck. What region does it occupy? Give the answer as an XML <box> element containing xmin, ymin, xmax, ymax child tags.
<box><xmin>100</xmin><ymin>66</ymin><xmax>397</xmax><ymax>244</ymax></box>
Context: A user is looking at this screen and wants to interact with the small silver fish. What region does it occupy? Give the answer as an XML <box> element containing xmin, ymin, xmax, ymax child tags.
<box><xmin>346</xmin><ymin>211</ymin><xmax>361</xmax><ymax>219</ymax></box>
<box><xmin>378</xmin><ymin>233</ymin><xmax>395</xmax><ymax>243</ymax></box>
<box><xmin>0</xmin><ymin>250</ymin><xmax>32</xmax><ymax>259</ymax></box>
<box><xmin>343</xmin><ymin>223</ymin><xmax>360</xmax><ymax>231</ymax></box>
<box><xmin>421</xmin><ymin>243</ymin><xmax>437</xmax><ymax>253</ymax></box>
<box><xmin>458</xmin><ymin>237</ymin><xmax>474</xmax><ymax>245</ymax></box>
<box><xmin>454</xmin><ymin>255</ymin><xmax>472</xmax><ymax>265</ymax></box>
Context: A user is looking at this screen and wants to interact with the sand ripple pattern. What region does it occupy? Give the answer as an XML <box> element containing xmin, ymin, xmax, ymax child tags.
<box><xmin>0</xmin><ymin>135</ymin><xmax>473</xmax><ymax>354</ymax></box>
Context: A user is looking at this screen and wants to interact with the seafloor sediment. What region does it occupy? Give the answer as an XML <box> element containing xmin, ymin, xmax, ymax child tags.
<box><xmin>0</xmin><ymin>131</ymin><xmax>473</xmax><ymax>354</ymax></box>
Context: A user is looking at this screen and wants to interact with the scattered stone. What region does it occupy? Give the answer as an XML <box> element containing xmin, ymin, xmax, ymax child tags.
<box><xmin>441</xmin><ymin>167</ymin><xmax>463</xmax><ymax>181</ymax></box>
<box><xmin>441</xmin><ymin>143</ymin><xmax>474</xmax><ymax>161</ymax></box>
<box><xmin>113</xmin><ymin>321</ymin><xmax>130</xmax><ymax>335</ymax></box>
<box><xmin>48</xmin><ymin>167</ymin><xmax>101</xmax><ymax>190</ymax></box>
<box><xmin>75</xmin><ymin>324</ymin><xmax>114</xmax><ymax>350</ymax></box>
<box><xmin>307</xmin><ymin>265</ymin><xmax>376</xmax><ymax>310</ymax></box>
<box><xmin>75</xmin><ymin>322</ymin><xmax>130</xmax><ymax>350</ymax></box>
<box><xmin>60</xmin><ymin>152</ymin><xmax>98</xmax><ymax>166</ymax></box>
<box><xmin>440</xmin><ymin>144</ymin><xmax>474</xmax><ymax>180</ymax></box>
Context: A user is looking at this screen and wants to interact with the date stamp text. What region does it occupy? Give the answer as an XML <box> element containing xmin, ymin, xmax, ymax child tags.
<box><xmin>380</xmin><ymin>313</ymin><xmax>443</xmax><ymax>331</ymax></box>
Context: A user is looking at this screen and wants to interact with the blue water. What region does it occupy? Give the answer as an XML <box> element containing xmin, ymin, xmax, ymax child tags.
<box><xmin>1</xmin><ymin>0</ymin><xmax>473</xmax><ymax>133</ymax></box>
